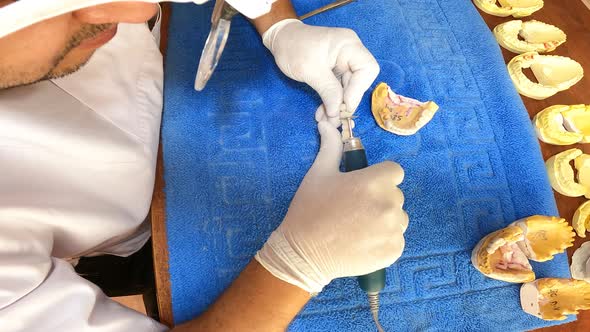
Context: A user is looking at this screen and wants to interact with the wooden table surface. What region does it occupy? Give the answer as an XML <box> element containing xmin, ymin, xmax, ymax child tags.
<box><xmin>151</xmin><ymin>1</ymin><xmax>590</xmax><ymax>329</ymax></box>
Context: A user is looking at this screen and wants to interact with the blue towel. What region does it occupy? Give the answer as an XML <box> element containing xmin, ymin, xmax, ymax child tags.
<box><xmin>162</xmin><ymin>0</ymin><xmax>575</xmax><ymax>330</ymax></box>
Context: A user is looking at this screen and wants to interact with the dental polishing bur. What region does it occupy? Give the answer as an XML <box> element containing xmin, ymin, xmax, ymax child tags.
<box><xmin>342</xmin><ymin>117</ymin><xmax>386</xmax><ymax>332</ymax></box>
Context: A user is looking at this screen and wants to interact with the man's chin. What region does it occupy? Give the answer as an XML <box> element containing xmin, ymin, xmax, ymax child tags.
<box><xmin>0</xmin><ymin>57</ymin><xmax>92</xmax><ymax>91</ymax></box>
<box><xmin>45</xmin><ymin>54</ymin><xmax>93</xmax><ymax>81</ymax></box>
<box><xmin>0</xmin><ymin>34</ymin><xmax>101</xmax><ymax>91</ymax></box>
<box><xmin>45</xmin><ymin>63</ymin><xmax>88</xmax><ymax>81</ymax></box>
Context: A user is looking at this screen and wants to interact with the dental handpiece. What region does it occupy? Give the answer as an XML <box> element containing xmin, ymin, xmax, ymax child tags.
<box><xmin>342</xmin><ymin>117</ymin><xmax>386</xmax><ymax>332</ymax></box>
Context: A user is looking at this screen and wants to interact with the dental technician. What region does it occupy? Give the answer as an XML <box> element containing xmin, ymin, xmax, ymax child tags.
<box><xmin>0</xmin><ymin>0</ymin><xmax>408</xmax><ymax>331</ymax></box>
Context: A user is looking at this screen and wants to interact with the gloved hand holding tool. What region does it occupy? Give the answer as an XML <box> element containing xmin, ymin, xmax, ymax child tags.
<box><xmin>263</xmin><ymin>20</ymin><xmax>380</xmax><ymax>126</ymax></box>
<box><xmin>256</xmin><ymin>121</ymin><xmax>408</xmax><ymax>329</ymax></box>
<box><xmin>195</xmin><ymin>0</ymin><xmax>379</xmax><ymax>125</ymax></box>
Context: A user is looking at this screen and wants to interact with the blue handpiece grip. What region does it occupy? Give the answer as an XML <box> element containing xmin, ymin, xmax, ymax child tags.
<box><xmin>343</xmin><ymin>149</ymin><xmax>368</xmax><ymax>172</ymax></box>
<box><xmin>343</xmin><ymin>148</ymin><xmax>387</xmax><ymax>293</ymax></box>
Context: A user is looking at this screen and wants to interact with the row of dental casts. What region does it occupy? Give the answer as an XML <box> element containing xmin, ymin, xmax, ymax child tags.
<box><xmin>530</xmin><ymin>110</ymin><xmax>590</xmax><ymax>319</ymax></box>
<box><xmin>368</xmin><ymin>0</ymin><xmax>582</xmax><ymax>137</ymax></box>
<box><xmin>473</xmin><ymin>0</ymin><xmax>584</xmax><ymax>100</ymax></box>
<box><xmin>472</xmin><ymin>0</ymin><xmax>590</xmax><ymax>323</ymax></box>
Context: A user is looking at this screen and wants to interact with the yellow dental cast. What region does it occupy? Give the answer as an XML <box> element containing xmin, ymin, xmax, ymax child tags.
<box><xmin>472</xmin><ymin>225</ymin><xmax>536</xmax><ymax>283</ymax></box>
<box><xmin>533</xmin><ymin>105</ymin><xmax>590</xmax><ymax>145</ymax></box>
<box><xmin>546</xmin><ymin>149</ymin><xmax>590</xmax><ymax>197</ymax></box>
<box><xmin>521</xmin><ymin>278</ymin><xmax>590</xmax><ymax>320</ymax></box>
<box><xmin>573</xmin><ymin>201</ymin><xmax>590</xmax><ymax>238</ymax></box>
<box><xmin>473</xmin><ymin>0</ymin><xmax>543</xmax><ymax>18</ymax></box>
<box><xmin>511</xmin><ymin>215</ymin><xmax>575</xmax><ymax>262</ymax></box>
<box><xmin>371</xmin><ymin>82</ymin><xmax>439</xmax><ymax>136</ymax></box>
<box><xmin>508</xmin><ymin>52</ymin><xmax>584</xmax><ymax>100</ymax></box>
<box><xmin>576</xmin><ymin>155</ymin><xmax>590</xmax><ymax>199</ymax></box>
<box><xmin>494</xmin><ymin>20</ymin><xmax>566</xmax><ymax>54</ymax></box>
<box><xmin>471</xmin><ymin>216</ymin><xmax>574</xmax><ymax>283</ymax></box>
<box><xmin>562</xmin><ymin>105</ymin><xmax>590</xmax><ymax>143</ymax></box>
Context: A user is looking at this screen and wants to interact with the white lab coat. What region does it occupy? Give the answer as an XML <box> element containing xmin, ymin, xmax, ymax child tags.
<box><xmin>0</xmin><ymin>19</ymin><xmax>168</xmax><ymax>331</ymax></box>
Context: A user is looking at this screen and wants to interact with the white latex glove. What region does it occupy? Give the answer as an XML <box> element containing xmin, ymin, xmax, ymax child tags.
<box><xmin>263</xmin><ymin>19</ymin><xmax>380</xmax><ymax>126</ymax></box>
<box><xmin>255</xmin><ymin>121</ymin><xmax>408</xmax><ymax>293</ymax></box>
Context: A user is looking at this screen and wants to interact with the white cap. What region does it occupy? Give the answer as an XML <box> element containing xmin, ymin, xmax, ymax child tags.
<box><xmin>0</xmin><ymin>0</ymin><xmax>274</xmax><ymax>38</ymax></box>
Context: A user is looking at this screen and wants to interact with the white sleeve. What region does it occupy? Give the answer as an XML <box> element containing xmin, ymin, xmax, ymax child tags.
<box><xmin>0</xmin><ymin>222</ymin><xmax>168</xmax><ymax>332</ymax></box>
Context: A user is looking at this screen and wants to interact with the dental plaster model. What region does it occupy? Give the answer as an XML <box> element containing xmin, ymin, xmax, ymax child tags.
<box><xmin>473</xmin><ymin>0</ymin><xmax>543</xmax><ymax>18</ymax></box>
<box><xmin>577</xmin><ymin>155</ymin><xmax>590</xmax><ymax>199</ymax></box>
<box><xmin>512</xmin><ymin>216</ymin><xmax>575</xmax><ymax>261</ymax></box>
<box><xmin>562</xmin><ymin>105</ymin><xmax>590</xmax><ymax>143</ymax></box>
<box><xmin>533</xmin><ymin>105</ymin><xmax>590</xmax><ymax>145</ymax></box>
<box><xmin>508</xmin><ymin>52</ymin><xmax>584</xmax><ymax>100</ymax></box>
<box><xmin>472</xmin><ymin>225</ymin><xmax>535</xmax><ymax>283</ymax></box>
<box><xmin>494</xmin><ymin>20</ymin><xmax>566</xmax><ymax>54</ymax></box>
<box><xmin>546</xmin><ymin>148</ymin><xmax>590</xmax><ymax>198</ymax></box>
<box><xmin>520</xmin><ymin>278</ymin><xmax>590</xmax><ymax>320</ymax></box>
<box><xmin>371</xmin><ymin>82</ymin><xmax>439</xmax><ymax>136</ymax></box>
<box><xmin>471</xmin><ymin>215</ymin><xmax>574</xmax><ymax>283</ymax></box>
<box><xmin>571</xmin><ymin>242</ymin><xmax>590</xmax><ymax>282</ymax></box>
<box><xmin>573</xmin><ymin>201</ymin><xmax>590</xmax><ymax>238</ymax></box>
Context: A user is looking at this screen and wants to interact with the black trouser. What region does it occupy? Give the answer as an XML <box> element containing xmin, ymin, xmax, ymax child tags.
<box><xmin>74</xmin><ymin>239</ymin><xmax>159</xmax><ymax>321</ymax></box>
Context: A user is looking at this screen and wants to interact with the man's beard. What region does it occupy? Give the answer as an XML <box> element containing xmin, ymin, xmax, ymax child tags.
<box><xmin>0</xmin><ymin>23</ymin><xmax>115</xmax><ymax>89</ymax></box>
<box><xmin>42</xmin><ymin>23</ymin><xmax>115</xmax><ymax>80</ymax></box>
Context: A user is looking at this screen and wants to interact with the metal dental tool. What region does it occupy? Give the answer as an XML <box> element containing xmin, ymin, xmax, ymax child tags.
<box><xmin>341</xmin><ymin>117</ymin><xmax>386</xmax><ymax>332</ymax></box>
<box><xmin>194</xmin><ymin>0</ymin><xmax>357</xmax><ymax>91</ymax></box>
<box><xmin>194</xmin><ymin>0</ymin><xmax>238</xmax><ymax>91</ymax></box>
<box><xmin>298</xmin><ymin>0</ymin><xmax>356</xmax><ymax>20</ymax></box>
